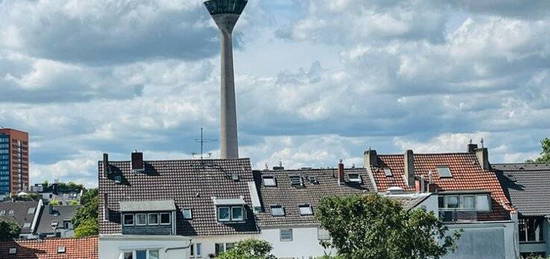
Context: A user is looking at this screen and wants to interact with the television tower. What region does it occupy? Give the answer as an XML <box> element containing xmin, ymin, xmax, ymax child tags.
<box><xmin>204</xmin><ymin>0</ymin><xmax>247</xmax><ymax>159</ymax></box>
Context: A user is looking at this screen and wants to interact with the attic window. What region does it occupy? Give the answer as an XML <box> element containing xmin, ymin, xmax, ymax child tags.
<box><xmin>307</xmin><ymin>176</ymin><xmax>319</xmax><ymax>184</ymax></box>
<box><xmin>182</xmin><ymin>209</ymin><xmax>192</xmax><ymax>220</ymax></box>
<box><xmin>57</xmin><ymin>246</ymin><xmax>66</xmax><ymax>254</ymax></box>
<box><xmin>262</xmin><ymin>176</ymin><xmax>277</xmax><ymax>187</ymax></box>
<box><xmin>270</xmin><ymin>205</ymin><xmax>285</xmax><ymax>217</ymax></box>
<box><xmin>348</xmin><ymin>174</ymin><xmax>362</xmax><ymax>183</ymax></box>
<box><xmin>8</xmin><ymin>210</ymin><xmax>14</xmax><ymax>215</ymax></box>
<box><xmin>299</xmin><ymin>204</ymin><xmax>313</xmax><ymax>216</ymax></box>
<box><xmin>437</xmin><ymin>167</ymin><xmax>452</xmax><ymax>178</ymax></box>
<box><xmin>289</xmin><ymin>175</ymin><xmax>303</xmax><ymax>186</ymax></box>
<box><xmin>383</xmin><ymin>168</ymin><xmax>393</xmax><ymax>177</ymax></box>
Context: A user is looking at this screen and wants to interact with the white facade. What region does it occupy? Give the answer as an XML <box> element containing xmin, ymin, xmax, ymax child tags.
<box><xmin>187</xmin><ymin>234</ymin><xmax>260</xmax><ymax>258</ymax></box>
<box><xmin>99</xmin><ymin>235</ymin><xmax>191</xmax><ymax>259</ymax></box>
<box><xmin>260</xmin><ymin>226</ymin><xmax>335</xmax><ymax>258</ymax></box>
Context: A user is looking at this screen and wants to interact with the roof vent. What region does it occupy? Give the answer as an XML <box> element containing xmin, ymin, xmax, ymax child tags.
<box><xmin>131</xmin><ymin>151</ymin><xmax>145</xmax><ymax>173</ymax></box>
<box><xmin>387</xmin><ymin>186</ymin><xmax>405</xmax><ymax>195</ymax></box>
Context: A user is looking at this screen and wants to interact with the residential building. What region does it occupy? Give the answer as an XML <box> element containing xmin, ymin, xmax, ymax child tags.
<box><xmin>0</xmin><ymin>236</ymin><xmax>98</xmax><ymax>258</ymax></box>
<box><xmin>31</xmin><ymin>183</ymin><xmax>84</xmax><ymax>205</ymax></box>
<box><xmin>495</xmin><ymin>163</ymin><xmax>550</xmax><ymax>258</ymax></box>
<box><xmin>35</xmin><ymin>205</ymin><xmax>80</xmax><ymax>238</ymax></box>
<box><xmin>254</xmin><ymin>163</ymin><xmax>375</xmax><ymax>258</ymax></box>
<box><xmin>0</xmin><ymin>128</ymin><xmax>29</xmax><ymax>195</ymax></box>
<box><xmin>98</xmin><ymin>152</ymin><xmax>261</xmax><ymax>259</ymax></box>
<box><xmin>365</xmin><ymin>146</ymin><xmax>518</xmax><ymax>259</ymax></box>
<box><xmin>0</xmin><ymin>200</ymin><xmax>43</xmax><ymax>239</ymax></box>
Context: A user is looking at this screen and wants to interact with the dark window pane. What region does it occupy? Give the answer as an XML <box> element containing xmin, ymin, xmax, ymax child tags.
<box><xmin>136</xmin><ymin>250</ymin><xmax>146</xmax><ymax>259</ymax></box>
<box><xmin>160</xmin><ymin>213</ymin><xmax>170</xmax><ymax>224</ymax></box>
<box><xmin>124</xmin><ymin>252</ymin><xmax>133</xmax><ymax>259</ymax></box>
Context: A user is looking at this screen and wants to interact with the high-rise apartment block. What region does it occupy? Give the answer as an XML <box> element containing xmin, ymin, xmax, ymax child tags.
<box><xmin>0</xmin><ymin>128</ymin><xmax>29</xmax><ymax>194</ymax></box>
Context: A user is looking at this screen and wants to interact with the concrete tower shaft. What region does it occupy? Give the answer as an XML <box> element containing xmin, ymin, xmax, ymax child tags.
<box><xmin>204</xmin><ymin>0</ymin><xmax>247</xmax><ymax>159</ymax></box>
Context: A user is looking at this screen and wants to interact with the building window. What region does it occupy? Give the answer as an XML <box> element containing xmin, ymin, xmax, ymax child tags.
<box><xmin>123</xmin><ymin>249</ymin><xmax>159</xmax><ymax>259</ymax></box>
<box><xmin>182</xmin><ymin>209</ymin><xmax>192</xmax><ymax>220</ymax></box>
<box><xmin>348</xmin><ymin>174</ymin><xmax>362</xmax><ymax>183</ymax></box>
<box><xmin>148</xmin><ymin>250</ymin><xmax>159</xmax><ymax>259</ymax></box>
<box><xmin>135</xmin><ymin>213</ymin><xmax>147</xmax><ymax>226</ymax></box>
<box><xmin>231</xmin><ymin>207</ymin><xmax>244</xmax><ymax>221</ymax></box>
<box><xmin>123</xmin><ymin>252</ymin><xmax>133</xmax><ymax>259</ymax></box>
<box><xmin>215</xmin><ymin>243</ymin><xmax>225</xmax><ymax>256</ymax></box>
<box><xmin>289</xmin><ymin>175</ymin><xmax>303</xmax><ymax>186</ymax></box>
<box><xmin>299</xmin><ymin>204</ymin><xmax>313</xmax><ymax>216</ymax></box>
<box><xmin>270</xmin><ymin>205</ymin><xmax>285</xmax><ymax>216</ymax></box>
<box><xmin>318</xmin><ymin>228</ymin><xmax>330</xmax><ymax>240</ymax></box>
<box><xmin>519</xmin><ymin>217</ymin><xmax>544</xmax><ymax>243</ymax></box>
<box><xmin>148</xmin><ymin>213</ymin><xmax>159</xmax><ymax>225</ymax></box>
<box><xmin>218</xmin><ymin>207</ymin><xmax>231</xmax><ymax>222</ymax></box>
<box><xmin>191</xmin><ymin>243</ymin><xmax>202</xmax><ymax>258</ymax></box>
<box><xmin>123</xmin><ymin>214</ymin><xmax>134</xmax><ymax>226</ymax></box>
<box><xmin>280</xmin><ymin>229</ymin><xmax>293</xmax><ymax>241</ymax></box>
<box><xmin>160</xmin><ymin>213</ymin><xmax>171</xmax><ymax>225</ymax></box>
<box><xmin>226</xmin><ymin>242</ymin><xmax>235</xmax><ymax>250</ymax></box>
<box><xmin>437</xmin><ymin>166</ymin><xmax>452</xmax><ymax>178</ymax></box>
<box><xmin>438</xmin><ymin>194</ymin><xmax>491</xmax><ymax>212</ymax></box>
<box><xmin>262</xmin><ymin>176</ymin><xmax>277</xmax><ymax>187</ymax></box>
<box><xmin>383</xmin><ymin>168</ymin><xmax>393</xmax><ymax>177</ymax></box>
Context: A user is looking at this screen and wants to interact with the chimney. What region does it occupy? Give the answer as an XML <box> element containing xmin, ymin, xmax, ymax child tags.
<box><xmin>338</xmin><ymin>160</ymin><xmax>345</xmax><ymax>185</ymax></box>
<box><xmin>103</xmin><ymin>153</ymin><xmax>110</xmax><ymax>177</ymax></box>
<box><xmin>364</xmin><ymin>149</ymin><xmax>379</xmax><ymax>167</ymax></box>
<box><xmin>131</xmin><ymin>151</ymin><xmax>145</xmax><ymax>173</ymax></box>
<box><xmin>467</xmin><ymin>144</ymin><xmax>478</xmax><ymax>153</ymax></box>
<box><xmin>404</xmin><ymin>150</ymin><xmax>415</xmax><ymax>188</ymax></box>
<box><xmin>475</xmin><ymin>147</ymin><xmax>491</xmax><ymax>170</ymax></box>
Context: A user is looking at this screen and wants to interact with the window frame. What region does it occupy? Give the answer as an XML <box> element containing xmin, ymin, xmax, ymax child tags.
<box><xmin>159</xmin><ymin>212</ymin><xmax>171</xmax><ymax>225</ymax></box>
<box><xmin>348</xmin><ymin>173</ymin><xmax>362</xmax><ymax>183</ymax></box>
<box><xmin>123</xmin><ymin>214</ymin><xmax>135</xmax><ymax>226</ymax></box>
<box><xmin>280</xmin><ymin>228</ymin><xmax>293</xmax><ymax>242</ymax></box>
<box><xmin>437</xmin><ymin>166</ymin><xmax>452</xmax><ymax>178</ymax></box>
<box><xmin>135</xmin><ymin>213</ymin><xmax>147</xmax><ymax>226</ymax></box>
<box><xmin>270</xmin><ymin>205</ymin><xmax>285</xmax><ymax>217</ymax></box>
<box><xmin>289</xmin><ymin>175</ymin><xmax>303</xmax><ymax>186</ymax></box>
<box><xmin>262</xmin><ymin>176</ymin><xmax>277</xmax><ymax>187</ymax></box>
<box><xmin>148</xmin><ymin>213</ymin><xmax>159</xmax><ymax>225</ymax></box>
<box><xmin>231</xmin><ymin>206</ymin><xmax>244</xmax><ymax>221</ymax></box>
<box><xmin>298</xmin><ymin>204</ymin><xmax>313</xmax><ymax>216</ymax></box>
<box><xmin>218</xmin><ymin>206</ymin><xmax>231</xmax><ymax>222</ymax></box>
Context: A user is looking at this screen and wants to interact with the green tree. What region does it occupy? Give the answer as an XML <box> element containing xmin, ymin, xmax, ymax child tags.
<box><xmin>49</xmin><ymin>199</ymin><xmax>60</xmax><ymax>206</ymax></box>
<box><xmin>218</xmin><ymin>239</ymin><xmax>276</xmax><ymax>259</ymax></box>
<box><xmin>74</xmin><ymin>218</ymin><xmax>99</xmax><ymax>238</ymax></box>
<box><xmin>0</xmin><ymin>221</ymin><xmax>21</xmax><ymax>241</ymax></box>
<box><xmin>527</xmin><ymin>138</ymin><xmax>550</xmax><ymax>163</ymax></box>
<box><xmin>72</xmin><ymin>188</ymin><xmax>98</xmax><ymax>237</ymax></box>
<box><xmin>315</xmin><ymin>194</ymin><xmax>461</xmax><ymax>259</ymax></box>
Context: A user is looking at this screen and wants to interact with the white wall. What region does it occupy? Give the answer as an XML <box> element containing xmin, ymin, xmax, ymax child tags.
<box><xmin>187</xmin><ymin>234</ymin><xmax>260</xmax><ymax>258</ymax></box>
<box><xmin>260</xmin><ymin>226</ymin><xmax>334</xmax><ymax>258</ymax></box>
<box><xmin>99</xmin><ymin>235</ymin><xmax>191</xmax><ymax>259</ymax></box>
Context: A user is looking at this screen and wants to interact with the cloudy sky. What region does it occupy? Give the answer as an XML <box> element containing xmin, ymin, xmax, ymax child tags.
<box><xmin>1</xmin><ymin>0</ymin><xmax>549</xmax><ymax>187</ymax></box>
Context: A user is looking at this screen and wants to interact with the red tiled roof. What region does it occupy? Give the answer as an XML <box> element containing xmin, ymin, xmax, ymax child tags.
<box><xmin>0</xmin><ymin>237</ymin><xmax>98</xmax><ymax>259</ymax></box>
<box><xmin>370</xmin><ymin>153</ymin><xmax>513</xmax><ymax>221</ymax></box>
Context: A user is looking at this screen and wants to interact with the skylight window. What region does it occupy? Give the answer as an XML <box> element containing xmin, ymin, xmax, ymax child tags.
<box><xmin>383</xmin><ymin>168</ymin><xmax>393</xmax><ymax>177</ymax></box>
<box><xmin>307</xmin><ymin>176</ymin><xmax>319</xmax><ymax>184</ymax></box>
<box><xmin>262</xmin><ymin>176</ymin><xmax>276</xmax><ymax>187</ymax></box>
<box><xmin>348</xmin><ymin>174</ymin><xmax>362</xmax><ymax>183</ymax></box>
<box><xmin>299</xmin><ymin>204</ymin><xmax>313</xmax><ymax>216</ymax></box>
<box><xmin>271</xmin><ymin>205</ymin><xmax>285</xmax><ymax>217</ymax></box>
<box><xmin>289</xmin><ymin>175</ymin><xmax>303</xmax><ymax>186</ymax></box>
<box><xmin>437</xmin><ymin>167</ymin><xmax>452</xmax><ymax>178</ymax></box>
<box><xmin>182</xmin><ymin>209</ymin><xmax>192</xmax><ymax>220</ymax></box>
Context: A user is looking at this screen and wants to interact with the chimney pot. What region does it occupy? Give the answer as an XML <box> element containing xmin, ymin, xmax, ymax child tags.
<box><xmin>475</xmin><ymin>147</ymin><xmax>491</xmax><ymax>170</ymax></box>
<box><xmin>404</xmin><ymin>150</ymin><xmax>415</xmax><ymax>188</ymax></box>
<box><xmin>338</xmin><ymin>160</ymin><xmax>345</xmax><ymax>185</ymax></box>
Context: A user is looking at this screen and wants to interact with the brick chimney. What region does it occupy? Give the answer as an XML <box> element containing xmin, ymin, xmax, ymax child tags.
<box><xmin>404</xmin><ymin>150</ymin><xmax>415</xmax><ymax>188</ymax></box>
<box><xmin>103</xmin><ymin>153</ymin><xmax>110</xmax><ymax>177</ymax></box>
<box><xmin>131</xmin><ymin>151</ymin><xmax>145</xmax><ymax>173</ymax></box>
<box><xmin>475</xmin><ymin>147</ymin><xmax>491</xmax><ymax>170</ymax></box>
<box><xmin>338</xmin><ymin>160</ymin><xmax>345</xmax><ymax>185</ymax></box>
<box><xmin>364</xmin><ymin>149</ymin><xmax>379</xmax><ymax>167</ymax></box>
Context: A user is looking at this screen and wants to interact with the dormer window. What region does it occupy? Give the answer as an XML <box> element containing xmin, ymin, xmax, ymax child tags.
<box><xmin>214</xmin><ymin>198</ymin><xmax>246</xmax><ymax>223</ymax></box>
<box><xmin>135</xmin><ymin>214</ymin><xmax>147</xmax><ymax>226</ymax></box>
<box><xmin>289</xmin><ymin>175</ymin><xmax>303</xmax><ymax>186</ymax></box>
<box><xmin>271</xmin><ymin>205</ymin><xmax>285</xmax><ymax>216</ymax></box>
<box><xmin>299</xmin><ymin>204</ymin><xmax>313</xmax><ymax>216</ymax></box>
<box><xmin>437</xmin><ymin>166</ymin><xmax>452</xmax><ymax>178</ymax></box>
<box><xmin>123</xmin><ymin>214</ymin><xmax>134</xmax><ymax>226</ymax></box>
<box><xmin>348</xmin><ymin>174</ymin><xmax>362</xmax><ymax>183</ymax></box>
<box><xmin>262</xmin><ymin>176</ymin><xmax>277</xmax><ymax>187</ymax></box>
<box><xmin>160</xmin><ymin>213</ymin><xmax>171</xmax><ymax>225</ymax></box>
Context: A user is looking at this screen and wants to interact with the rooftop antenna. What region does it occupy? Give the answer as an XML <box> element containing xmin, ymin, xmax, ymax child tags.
<box><xmin>194</xmin><ymin>128</ymin><xmax>217</xmax><ymax>160</ymax></box>
<box><xmin>480</xmin><ymin>138</ymin><xmax>485</xmax><ymax>148</ymax></box>
<box><xmin>469</xmin><ymin>139</ymin><xmax>473</xmax><ymax>144</ymax></box>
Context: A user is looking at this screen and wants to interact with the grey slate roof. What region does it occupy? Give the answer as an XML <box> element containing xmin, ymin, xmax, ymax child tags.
<box><xmin>119</xmin><ymin>200</ymin><xmax>176</xmax><ymax>212</ymax></box>
<box><xmin>99</xmin><ymin>158</ymin><xmax>259</xmax><ymax>236</ymax></box>
<box><xmin>36</xmin><ymin>205</ymin><xmax>79</xmax><ymax>235</ymax></box>
<box><xmin>0</xmin><ymin>201</ymin><xmax>38</xmax><ymax>234</ymax></box>
<box><xmin>494</xmin><ymin>163</ymin><xmax>550</xmax><ymax>216</ymax></box>
<box><xmin>254</xmin><ymin>167</ymin><xmax>375</xmax><ymax>227</ymax></box>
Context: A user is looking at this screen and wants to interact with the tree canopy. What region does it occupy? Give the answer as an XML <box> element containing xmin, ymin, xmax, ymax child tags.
<box><xmin>72</xmin><ymin>188</ymin><xmax>98</xmax><ymax>237</ymax></box>
<box><xmin>315</xmin><ymin>193</ymin><xmax>461</xmax><ymax>259</ymax></box>
<box><xmin>527</xmin><ymin>138</ymin><xmax>550</xmax><ymax>163</ymax></box>
<box><xmin>0</xmin><ymin>221</ymin><xmax>21</xmax><ymax>241</ymax></box>
<box><xmin>218</xmin><ymin>239</ymin><xmax>276</xmax><ymax>259</ymax></box>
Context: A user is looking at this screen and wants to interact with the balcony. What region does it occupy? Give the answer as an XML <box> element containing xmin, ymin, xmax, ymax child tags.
<box><xmin>439</xmin><ymin>210</ymin><xmax>478</xmax><ymax>222</ymax></box>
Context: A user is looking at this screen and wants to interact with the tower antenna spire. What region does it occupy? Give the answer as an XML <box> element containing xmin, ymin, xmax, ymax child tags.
<box><xmin>194</xmin><ymin>128</ymin><xmax>217</xmax><ymax>160</ymax></box>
